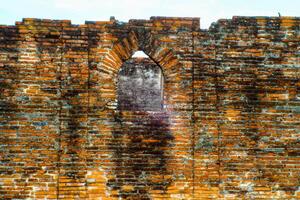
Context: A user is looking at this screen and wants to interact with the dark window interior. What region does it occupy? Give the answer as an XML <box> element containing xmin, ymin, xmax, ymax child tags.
<box><xmin>117</xmin><ymin>54</ymin><xmax>163</xmax><ymax>111</ymax></box>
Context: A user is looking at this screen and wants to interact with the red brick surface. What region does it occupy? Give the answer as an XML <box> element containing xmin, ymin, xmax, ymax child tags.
<box><xmin>0</xmin><ymin>16</ymin><xmax>299</xmax><ymax>199</ymax></box>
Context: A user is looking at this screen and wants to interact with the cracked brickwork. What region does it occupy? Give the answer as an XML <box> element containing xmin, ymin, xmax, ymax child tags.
<box><xmin>0</xmin><ymin>16</ymin><xmax>299</xmax><ymax>199</ymax></box>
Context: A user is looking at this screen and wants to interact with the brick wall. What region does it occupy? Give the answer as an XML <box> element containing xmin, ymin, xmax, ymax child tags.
<box><xmin>0</xmin><ymin>16</ymin><xmax>299</xmax><ymax>199</ymax></box>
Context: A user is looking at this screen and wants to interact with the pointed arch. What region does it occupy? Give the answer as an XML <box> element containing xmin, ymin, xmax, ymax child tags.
<box><xmin>97</xmin><ymin>30</ymin><xmax>182</xmax><ymax>111</ymax></box>
<box><xmin>99</xmin><ymin>31</ymin><xmax>180</xmax><ymax>75</ymax></box>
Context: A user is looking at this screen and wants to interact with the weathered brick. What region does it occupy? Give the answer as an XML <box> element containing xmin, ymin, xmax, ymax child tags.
<box><xmin>0</xmin><ymin>16</ymin><xmax>299</xmax><ymax>199</ymax></box>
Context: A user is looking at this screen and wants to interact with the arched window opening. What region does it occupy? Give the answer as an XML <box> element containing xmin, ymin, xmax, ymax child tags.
<box><xmin>117</xmin><ymin>51</ymin><xmax>163</xmax><ymax>111</ymax></box>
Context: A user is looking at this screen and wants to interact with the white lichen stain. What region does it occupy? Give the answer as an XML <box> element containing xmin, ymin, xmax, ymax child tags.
<box><xmin>239</xmin><ymin>182</ymin><xmax>254</xmax><ymax>192</ymax></box>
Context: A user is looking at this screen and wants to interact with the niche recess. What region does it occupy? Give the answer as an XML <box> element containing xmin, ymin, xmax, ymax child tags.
<box><xmin>117</xmin><ymin>51</ymin><xmax>164</xmax><ymax>111</ymax></box>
